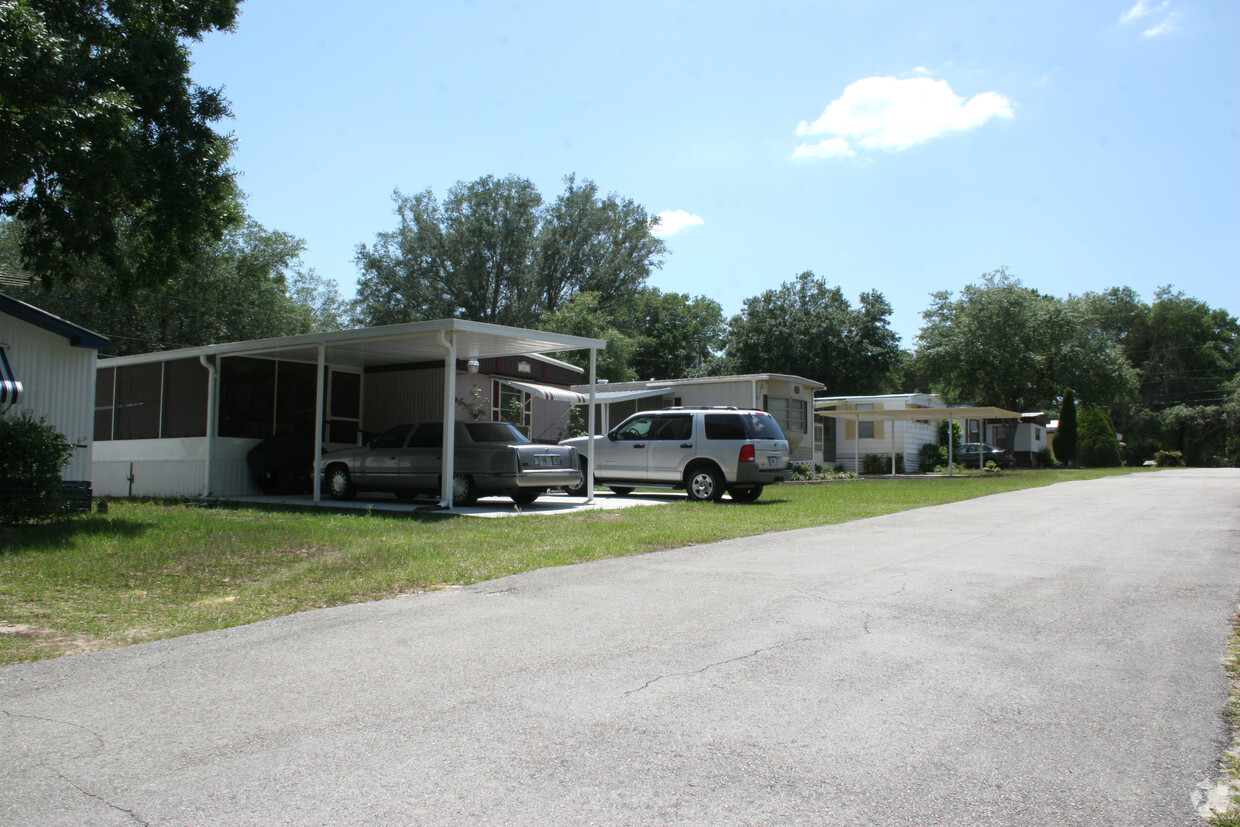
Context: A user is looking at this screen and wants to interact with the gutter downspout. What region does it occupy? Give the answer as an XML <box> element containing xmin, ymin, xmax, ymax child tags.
<box><xmin>947</xmin><ymin>415</ymin><xmax>955</xmax><ymax>476</ymax></box>
<box><xmin>198</xmin><ymin>354</ymin><xmax>216</xmax><ymax>498</ymax></box>
<box><xmin>437</xmin><ymin>330</ymin><xmax>457</xmax><ymax>509</ymax></box>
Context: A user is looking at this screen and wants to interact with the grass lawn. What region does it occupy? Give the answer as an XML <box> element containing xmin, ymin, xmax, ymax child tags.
<box><xmin>0</xmin><ymin>467</ymin><xmax>1148</xmax><ymax>665</ymax></box>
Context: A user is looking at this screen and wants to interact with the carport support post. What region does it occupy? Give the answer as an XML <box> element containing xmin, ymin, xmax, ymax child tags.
<box><xmin>438</xmin><ymin>331</ymin><xmax>457</xmax><ymax>509</ymax></box>
<box><xmin>947</xmin><ymin>415</ymin><xmax>955</xmax><ymax>476</ymax></box>
<box><xmin>891</xmin><ymin>417</ymin><xmax>897</xmax><ymax>475</ymax></box>
<box><xmin>312</xmin><ymin>344</ymin><xmax>326</xmax><ymax>504</ymax></box>
<box><xmin>854</xmin><ymin>414</ymin><xmax>860</xmax><ymax>475</ymax></box>
<box><xmin>587</xmin><ymin>348</ymin><xmax>596</xmax><ymax>503</ymax></box>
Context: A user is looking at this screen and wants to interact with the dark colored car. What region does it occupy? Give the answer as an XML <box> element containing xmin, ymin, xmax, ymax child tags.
<box><xmin>959</xmin><ymin>442</ymin><xmax>1015</xmax><ymax>469</ymax></box>
<box><xmin>320</xmin><ymin>420</ymin><xmax>582</xmax><ymax>506</ymax></box>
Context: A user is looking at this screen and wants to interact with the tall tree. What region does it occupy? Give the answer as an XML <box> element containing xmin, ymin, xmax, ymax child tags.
<box><xmin>914</xmin><ymin>269</ymin><xmax>1138</xmax><ymax>411</ymax></box>
<box><xmin>1055</xmin><ymin>389</ymin><xmax>1077</xmax><ymax>466</ymax></box>
<box><xmin>724</xmin><ymin>271</ymin><xmax>901</xmax><ymax>393</ymax></box>
<box><xmin>0</xmin><ymin>0</ymin><xmax>242</xmax><ymax>288</ymax></box>
<box><xmin>623</xmin><ymin>288</ymin><xmax>726</xmax><ymax>380</ymax></box>
<box><xmin>1</xmin><ymin>217</ymin><xmax>340</xmax><ymax>355</ymax></box>
<box><xmin>354</xmin><ymin>174</ymin><xmax>666</xmax><ymax>328</ymax></box>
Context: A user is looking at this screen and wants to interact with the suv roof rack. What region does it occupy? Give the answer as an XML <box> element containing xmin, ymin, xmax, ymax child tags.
<box><xmin>660</xmin><ymin>405</ymin><xmax>740</xmax><ymax>411</ymax></box>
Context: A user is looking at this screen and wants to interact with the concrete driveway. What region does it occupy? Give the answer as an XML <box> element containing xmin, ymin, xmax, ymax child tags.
<box><xmin>2</xmin><ymin>469</ymin><xmax>1238</xmax><ymax>825</ymax></box>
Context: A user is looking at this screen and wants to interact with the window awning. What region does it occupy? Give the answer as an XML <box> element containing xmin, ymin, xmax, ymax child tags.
<box><xmin>569</xmin><ymin>387</ymin><xmax>671</xmax><ymax>405</ymax></box>
<box><xmin>500</xmin><ymin>379</ymin><xmax>589</xmax><ymax>404</ymax></box>
<box><xmin>0</xmin><ymin>346</ymin><xmax>21</xmax><ymax>408</ymax></box>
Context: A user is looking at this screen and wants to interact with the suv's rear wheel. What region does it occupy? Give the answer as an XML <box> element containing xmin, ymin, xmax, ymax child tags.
<box><xmin>685</xmin><ymin>464</ymin><xmax>725</xmax><ymax>502</ymax></box>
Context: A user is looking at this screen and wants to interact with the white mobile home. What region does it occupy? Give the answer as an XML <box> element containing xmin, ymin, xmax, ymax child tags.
<box><xmin>571</xmin><ymin>374</ymin><xmax>825</xmax><ymax>463</ymax></box>
<box><xmin>91</xmin><ymin>320</ymin><xmax>605</xmax><ymax>505</ymax></box>
<box><xmin>816</xmin><ymin>393</ymin><xmax>946</xmax><ymax>473</ymax></box>
<box><xmin>0</xmin><ymin>293</ymin><xmax>109</xmax><ymax>484</ymax></box>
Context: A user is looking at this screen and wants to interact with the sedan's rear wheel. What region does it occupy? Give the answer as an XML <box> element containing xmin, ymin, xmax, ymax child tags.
<box><xmin>326</xmin><ymin>465</ymin><xmax>355</xmax><ymax>501</ymax></box>
<box><xmin>451</xmin><ymin>473</ymin><xmax>479</xmax><ymax>507</ymax></box>
<box><xmin>564</xmin><ymin>459</ymin><xmax>588</xmax><ymax>497</ymax></box>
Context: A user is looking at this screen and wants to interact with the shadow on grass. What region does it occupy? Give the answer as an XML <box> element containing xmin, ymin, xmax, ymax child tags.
<box><xmin>0</xmin><ymin>514</ymin><xmax>151</xmax><ymax>554</ymax></box>
<box><xmin>203</xmin><ymin>498</ymin><xmax>464</xmax><ymax>525</ymax></box>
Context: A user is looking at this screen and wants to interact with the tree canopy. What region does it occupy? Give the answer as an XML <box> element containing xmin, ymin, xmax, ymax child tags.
<box><xmin>722</xmin><ymin>270</ymin><xmax>901</xmax><ymax>393</ymax></box>
<box><xmin>1</xmin><ymin>217</ymin><xmax>344</xmax><ymax>356</ymax></box>
<box><xmin>354</xmin><ymin>174</ymin><xmax>667</xmax><ymax>329</ymax></box>
<box><xmin>0</xmin><ymin>0</ymin><xmax>242</xmax><ymax>288</ymax></box>
<box><xmin>914</xmin><ymin>269</ymin><xmax>1138</xmax><ymax>411</ymax></box>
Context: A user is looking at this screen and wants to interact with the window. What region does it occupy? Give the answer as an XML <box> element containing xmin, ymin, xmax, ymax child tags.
<box><xmin>704</xmin><ymin>414</ymin><xmax>746</xmax><ymax>440</ymax></box>
<box><xmin>493</xmin><ymin>381</ymin><xmax>530</xmax><ymax>433</ymax></box>
<box><xmin>652</xmin><ymin>414</ymin><xmax>692</xmax><ymax>441</ymax></box>
<box><xmin>767</xmin><ymin>397</ymin><xmax>807</xmax><ymax>434</ymax></box>
<box><xmin>161</xmin><ymin>359</ymin><xmax>208</xmax><ymax>438</ymax></box>
<box><xmin>219</xmin><ymin>357</ymin><xmax>276</xmax><ymax>439</ymax></box>
<box><xmin>113</xmin><ymin>363</ymin><xmax>162</xmax><ymax>440</ymax></box>
<box><xmin>95</xmin><ymin>367</ymin><xmax>115</xmax><ymax>441</ymax></box>
<box><xmin>615</xmin><ymin>414</ymin><xmax>655</xmax><ymax>440</ymax></box>
<box><xmin>328</xmin><ymin>371</ymin><xmax>362</xmax><ymax>443</ymax></box>
<box><xmin>856</xmin><ymin>403</ymin><xmax>875</xmax><ymax>439</ymax></box>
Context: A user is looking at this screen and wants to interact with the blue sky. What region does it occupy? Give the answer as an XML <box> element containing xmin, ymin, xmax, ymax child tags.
<box><xmin>188</xmin><ymin>0</ymin><xmax>1238</xmax><ymax>347</ymax></box>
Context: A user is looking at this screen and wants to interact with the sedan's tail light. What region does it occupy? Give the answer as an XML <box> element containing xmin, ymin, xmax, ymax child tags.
<box><xmin>738</xmin><ymin>444</ymin><xmax>755</xmax><ymax>464</ymax></box>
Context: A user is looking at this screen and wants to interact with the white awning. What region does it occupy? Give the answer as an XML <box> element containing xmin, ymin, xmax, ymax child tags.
<box><xmin>569</xmin><ymin>387</ymin><xmax>671</xmax><ymax>405</ymax></box>
<box><xmin>500</xmin><ymin>379</ymin><xmax>589</xmax><ymax>404</ymax></box>
<box><xmin>0</xmin><ymin>346</ymin><xmax>21</xmax><ymax>408</ymax></box>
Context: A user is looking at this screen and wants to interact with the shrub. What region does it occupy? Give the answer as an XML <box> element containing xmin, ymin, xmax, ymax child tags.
<box><xmin>862</xmin><ymin>453</ymin><xmax>905</xmax><ymax>474</ymax></box>
<box><xmin>919</xmin><ymin>442</ymin><xmax>948</xmax><ymax>472</ymax></box>
<box><xmin>0</xmin><ymin>411</ymin><xmax>76</xmax><ymax>525</ymax></box>
<box><xmin>1036</xmin><ymin>447</ymin><xmax>1056</xmax><ymax>468</ymax></box>
<box><xmin>1077</xmin><ymin>405</ymin><xmax>1123</xmax><ymax>468</ymax></box>
<box><xmin>1153</xmin><ymin>450</ymin><xmax>1185</xmax><ymax>467</ymax></box>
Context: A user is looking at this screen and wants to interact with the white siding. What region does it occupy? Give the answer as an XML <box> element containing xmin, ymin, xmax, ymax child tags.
<box><xmin>0</xmin><ymin>314</ymin><xmax>98</xmax><ymax>481</ymax></box>
<box><xmin>94</xmin><ymin>437</ymin><xmax>259</xmax><ymax>497</ymax></box>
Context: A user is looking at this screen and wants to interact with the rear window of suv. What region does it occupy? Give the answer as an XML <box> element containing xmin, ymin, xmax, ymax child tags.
<box><xmin>704</xmin><ymin>412</ymin><xmax>785</xmax><ymax>441</ymax></box>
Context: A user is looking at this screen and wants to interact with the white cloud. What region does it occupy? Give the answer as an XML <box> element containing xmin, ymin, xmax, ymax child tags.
<box><xmin>1120</xmin><ymin>0</ymin><xmax>1170</xmax><ymax>25</ymax></box>
<box><xmin>1142</xmin><ymin>11</ymin><xmax>1180</xmax><ymax>36</ymax></box>
<box><xmin>1120</xmin><ymin>0</ymin><xmax>1178</xmax><ymax>35</ymax></box>
<box><xmin>792</xmin><ymin>138</ymin><xmax>857</xmax><ymax>161</ymax></box>
<box><xmin>652</xmin><ymin>209</ymin><xmax>704</xmax><ymax>238</ymax></box>
<box><xmin>793</xmin><ymin>76</ymin><xmax>1013</xmax><ymax>159</ymax></box>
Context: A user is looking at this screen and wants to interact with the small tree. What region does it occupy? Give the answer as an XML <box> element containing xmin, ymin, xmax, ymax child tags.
<box><xmin>0</xmin><ymin>411</ymin><xmax>76</xmax><ymax>525</ymax></box>
<box><xmin>1077</xmin><ymin>404</ymin><xmax>1123</xmax><ymax>467</ymax></box>
<box><xmin>1055</xmin><ymin>389</ymin><xmax>1078</xmax><ymax>466</ymax></box>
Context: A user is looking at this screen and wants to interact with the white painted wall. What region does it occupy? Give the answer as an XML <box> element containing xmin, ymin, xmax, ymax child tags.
<box><xmin>0</xmin><ymin>314</ymin><xmax>98</xmax><ymax>481</ymax></box>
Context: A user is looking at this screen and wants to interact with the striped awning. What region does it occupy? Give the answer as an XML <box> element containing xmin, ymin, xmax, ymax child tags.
<box><xmin>500</xmin><ymin>379</ymin><xmax>589</xmax><ymax>404</ymax></box>
<box><xmin>0</xmin><ymin>346</ymin><xmax>21</xmax><ymax>407</ymax></box>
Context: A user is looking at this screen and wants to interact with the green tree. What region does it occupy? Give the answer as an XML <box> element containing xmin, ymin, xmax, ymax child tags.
<box><xmin>623</xmin><ymin>288</ymin><xmax>725</xmax><ymax>380</ymax></box>
<box><xmin>538</xmin><ymin>291</ymin><xmax>637</xmax><ymax>382</ymax></box>
<box><xmin>354</xmin><ymin>174</ymin><xmax>666</xmax><ymax>328</ymax></box>
<box><xmin>2</xmin><ymin>217</ymin><xmax>339</xmax><ymax>355</ymax></box>
<box><xmin>915</xmin><ymin>269</ymin><xmax>1138</xmax><ymax>411</ymax></box>
<box><xmin>1055</xmin><ymin>389</ymin><xmax>1077</xmax><ymax>466</ymax></box>
<box><xmin>724</xmin><ymin>271</ymin><xmax>901</xmax><ymax>392</ymax></box>
<box><xmin>1076</xmin><ymin>404</ymin><xmax>1123</xmax><ymax>467</ymax></box>
<box><xmin>0</xmin><ymin>0</ymin><xmax>242</xmax><ymax>288</ymax></box>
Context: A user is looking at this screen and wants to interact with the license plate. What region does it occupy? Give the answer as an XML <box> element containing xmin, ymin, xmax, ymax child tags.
<box><xmin>535</xmin><ymin>455</ymin><xmax>562</xmax><ymax>467</ymax></box>
<box><xmin>768</xmin><ymin>456</ymin><xmax>781</xmax><ymax>467</ymax></box>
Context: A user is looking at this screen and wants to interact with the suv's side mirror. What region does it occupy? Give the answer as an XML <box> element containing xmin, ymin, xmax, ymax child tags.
<box><xmin>606</xmin><ymin>431</ymin><xmax>618</xmax><ymax>442</ymax></box>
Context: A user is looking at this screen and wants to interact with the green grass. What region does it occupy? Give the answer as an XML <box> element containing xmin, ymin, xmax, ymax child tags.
<box><xmin>0</xmin><ymin>468</ymin><xmax>1146</xmax><ymax>665</ymax></box>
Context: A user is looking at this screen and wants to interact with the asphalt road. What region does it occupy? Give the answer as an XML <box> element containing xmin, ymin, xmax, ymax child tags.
<box><xmin>2</xmin><ymin>469</ymin><xmax>1239</xmax><ymax>826</ymax></box>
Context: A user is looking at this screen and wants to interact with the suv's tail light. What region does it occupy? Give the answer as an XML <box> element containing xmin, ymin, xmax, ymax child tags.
<box><xmin>738</xmin><ymin>444</ymin><xmax>756</xmax><ymax>464</ymax></box>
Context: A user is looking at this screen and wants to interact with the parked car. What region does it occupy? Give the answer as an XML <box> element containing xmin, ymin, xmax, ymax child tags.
<box><xmin>959</xmin><ymin>442</ymin><xmax>1015</xmax><ymax>469</ymax></box>
<box><xmin>560</xmin><ymin>407</ymin><xmax>791</xmax><ymax>502</ymax></box>
<box><xmin>320</xmin><ymin>420</ymin><xmax>582</xmax><ymax>506</ymax></box>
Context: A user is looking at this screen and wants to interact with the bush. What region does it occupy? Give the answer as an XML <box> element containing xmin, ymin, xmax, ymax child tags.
<box><xmin>1077</xmin><ymin>405</ymin><xmax>1123</xmax><ymax>468</ymax></box>
<box><xmin>1036</xmin><ymin>447</ymin><xmax>1056</xmax><ymax>468</ymax></box>
<box><xmin>862</xmin><ymin>453</ymin><xmax>905</xmax><ymax>474</ymax></box>
<box><xmin>1153</xmin><ymin>450</ymin><xmax>1185</xmax><ymax>467</ymax></box>
<box><xmin>791</xmin><ymin>463</ymin><xmax>858</xmax><ymax>481</ymax></box>
<box><xmin>919</xmin><ymin>442</ymin><xmax>949</xmax><ymax>472</ymax></box>
<box><xmin>0</xmin><ymin>411</ymin><xmax>76</xmax><ymax>525</ymax></box>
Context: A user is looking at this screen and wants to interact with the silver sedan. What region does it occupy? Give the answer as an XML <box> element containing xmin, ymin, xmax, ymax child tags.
<box><xmin>321</xmin><ymin>421</ymin><xmax>582</xmax><ymax>506</ymax></box>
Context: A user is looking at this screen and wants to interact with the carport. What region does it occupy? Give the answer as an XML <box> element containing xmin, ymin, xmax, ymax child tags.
<box><xmin>118</xmin><ymin>319</ymin><xmax>607</xmax><ymax>509</ymax></box>
<box><xmin>814</xmin><ymin>404</ymin><xmax>1022</xmax><ymax>474</ymax></box>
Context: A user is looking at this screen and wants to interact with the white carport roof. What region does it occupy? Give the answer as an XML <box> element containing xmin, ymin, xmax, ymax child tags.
<box><xmin>100</xmin><ymin>319</ymin><xmax>608</xmax><ymax>509</ymax></box>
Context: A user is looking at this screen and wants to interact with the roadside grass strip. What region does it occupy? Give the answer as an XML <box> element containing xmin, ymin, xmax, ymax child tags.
<box><xmin>0</xmin><ymin>468</ymin><xmax>1148</xmax><ymax>665</ymax></box>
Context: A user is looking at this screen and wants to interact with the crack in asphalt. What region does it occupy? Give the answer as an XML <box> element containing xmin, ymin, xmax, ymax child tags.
<box><xmin>2</xmin><ymin>709</ymin><xmax>106</xmax><ymax>750</ymax></box>
<box><xmin>55</xmin><ymin>771</ymin><xmax>150</xmax><ymax>826</ymax></box>
<box><xmin>624</xmin><ymin>637</ymin><xmax>815</xmax><ymax>695</ymax></box>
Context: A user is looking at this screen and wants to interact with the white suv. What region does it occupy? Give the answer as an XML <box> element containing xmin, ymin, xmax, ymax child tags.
<box><xmin>560</xmin><ymin>407</ymin><xmax>791</xmax><ymax>502</ymax></box>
